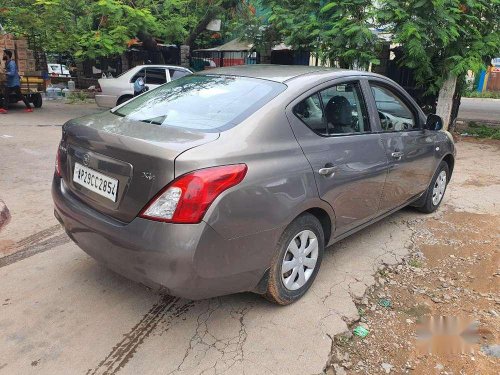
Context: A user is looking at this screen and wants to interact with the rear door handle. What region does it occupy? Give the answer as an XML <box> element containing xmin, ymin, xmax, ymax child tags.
<box><xmin>391</xmin><ymin>151</ymin><xmax>404</xmax><ymax>159</ymax></box>
<box><xmin>318</xmin><ymin>166</ymin><xmax>336</xmax><ymax>176</ymax></box>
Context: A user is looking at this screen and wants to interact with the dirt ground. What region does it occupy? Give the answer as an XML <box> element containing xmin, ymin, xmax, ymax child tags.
<box><xmin>1</xmin><ymin>101</ymin><xmax>499</xmax><ymax>374</ymax></box>
<box><xmin>326</xmin><ymin>138</ymin><xmax>500</xmax><ymax>375</ymax></box>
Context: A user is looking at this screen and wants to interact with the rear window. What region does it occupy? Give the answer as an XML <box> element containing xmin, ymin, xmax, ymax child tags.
<box><xmin>113</xmin><ymin>75</ymin><xmax>286</xmax><ymax>132</ymax></box>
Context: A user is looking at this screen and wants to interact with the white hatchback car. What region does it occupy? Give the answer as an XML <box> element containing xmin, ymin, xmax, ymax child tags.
<box><xmin>95</xmin><ymin>65</ymin><xmax>192</xmax><ymax>108</ymax></box>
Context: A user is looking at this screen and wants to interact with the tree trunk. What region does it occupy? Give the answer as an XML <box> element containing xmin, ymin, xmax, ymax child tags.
<box><xmin>184</xmin><ymin>9</ymin><xmax>218</xmax><ymax>48</ymax></box>
<box><xmin>448</xmin><ymin>74</ymin><xmax>465</xmax><ymax>132</ymax></box>
<box><xmin>137</xmin><ymin>30</ymin><xmax>165</xmax><ymax>64</ymax></box>
<box><xmin>337</xmin><ymin>57</ymin><xmax>350</xmax><ymax>69</ymax></box>
<box><xmin>435</xmin><ymin>74</ymin><xmax>458</xmax><ymax>130</ymax></box>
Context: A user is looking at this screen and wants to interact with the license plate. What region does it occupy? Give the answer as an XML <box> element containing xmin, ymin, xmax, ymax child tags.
<box><xmin>73</xmin><ymin>163</ymin><xmax>119</xmax><ymax>202</ymax></box>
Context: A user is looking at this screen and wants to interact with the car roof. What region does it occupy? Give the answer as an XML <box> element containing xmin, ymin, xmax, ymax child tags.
<box><xmin>197</xmin><ymin>64</ymin><xmax>379</xmax><ymax>83</ymax></box>
<box><xmin>133</xmin><ymin>64</ymin><xmax>191</xmax><ymax>70</ymax></box>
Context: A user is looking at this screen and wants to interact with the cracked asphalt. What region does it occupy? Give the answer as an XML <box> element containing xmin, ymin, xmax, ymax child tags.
<box><xmin>1</xmin><ymin>102</ymin><xmax>497</xmax><ymax>374</ymax></box>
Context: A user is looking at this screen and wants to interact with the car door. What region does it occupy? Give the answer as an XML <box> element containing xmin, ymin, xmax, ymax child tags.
<box><xmin>287</xmin><ymin>79</ymin><xmax>389</xmax><ymax>236</ymax></box>
<box><xmin>367</xmin><ymin>80</ymin><xmax>437</xmax><ymax>211</ymax></box>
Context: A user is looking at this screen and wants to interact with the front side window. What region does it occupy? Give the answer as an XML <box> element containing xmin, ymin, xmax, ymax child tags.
<box><xmin>370</xmin><ymin>84</ymin><xmax>417</xmax><ymax>131</ymax></box>
<box><xmin>293</xmin><ymin>81</ymin><xmax>370</xmax><ymax>136</ymax></box>
<box><xmin>144</xmin><ymin>68</ymin><xmax>167</xmax><ymax>85</ymax></box>
<box><xmin>320</xmin><ymin>83</ymin><xmax>370</xmax><ymax>134</ymax></box>
<box><xmin>131</xmin><ymin>69</ymin><xmax>145</xmax><ymax>83</ymax></box>
<box><xmin>131</xmin><ymin>68</ymin><xmax>167</xmax><ymax>85</ymax></box>
<box><xmin>114</xmin><ymin>75</ymin><xmax>286</xmax><ymax>131</ymax></box>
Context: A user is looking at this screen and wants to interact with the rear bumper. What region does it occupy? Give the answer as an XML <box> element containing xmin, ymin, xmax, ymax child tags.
<box><xmin>95</xmin><ymin>94</ymin><xmax>117</xmax><ymax>108</ymax></box>
<box><xmin>52</xmin><ymin>177</ymin><xmax>274</xmax><ymax>300</ymax></box>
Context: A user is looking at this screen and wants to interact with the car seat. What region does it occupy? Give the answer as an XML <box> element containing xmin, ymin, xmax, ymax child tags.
<box><xmin>324</xmin><ymin>96</ymin><xmax>353</xmax><ymax>134</ymax></box>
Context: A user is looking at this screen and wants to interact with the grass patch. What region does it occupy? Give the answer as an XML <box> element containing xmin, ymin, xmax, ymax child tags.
<box><xmin>464</xmin><ymin>122</ymin><xmax>500</xmax><ymax>140</ymax></box>
<box><xmin>335</xmin><ymin>334</ymin><xmax>352</xmax><ymax>346</ymax></box>
<box><xmin>378</xmin><ymin>269</ymin><xmax>389</xmax><ymax>278</ymax></box>
<box><xmin>464</xmin><ymin>91</ymin><xmax>500</xmax><ymax>99</ymax></box>
<box><xmin>66</xmin><ymin>91</ymin><xmax>90</xmax><ymax>104</ymax></box>
<box><xmin>408</xmin><ymin>258</ymin><xmax>424</xmax><ymax>268</ymax></box>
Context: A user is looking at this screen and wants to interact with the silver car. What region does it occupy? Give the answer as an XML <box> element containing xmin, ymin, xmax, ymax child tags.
<box><xmin>52</xmin><ymin>65</ymin><xmax>455</xmax><ymax>304</ymax></box>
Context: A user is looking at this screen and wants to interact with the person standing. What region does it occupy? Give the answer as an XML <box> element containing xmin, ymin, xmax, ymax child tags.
<box><xmin>0</xmin><ymin>50</ymin><xmax>32</xmax><ymax>114</ymax></box>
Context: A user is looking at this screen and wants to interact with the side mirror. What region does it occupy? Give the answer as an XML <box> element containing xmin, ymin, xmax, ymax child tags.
<box><xmin>425</xmin><ymin>114</ymin><xmax>443</xmax><ymax>131</ymax></box>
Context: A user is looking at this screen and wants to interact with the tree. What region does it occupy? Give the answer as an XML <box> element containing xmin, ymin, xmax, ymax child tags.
<box><xmin>76</xmin><ymin>0</ymin><xmax>158</xmax><ymax>60</ymax></box>
<box><xmin>0</xmin><ymin>0</ymin><xmax>162</xmax><ymax>59</ymax></box>
<box><xmin>378</xmin><ymin>0</ymin><xmax>500</xmax><ymax>129</ymax></box>
<box><xmin>262</xmin><ymin>0</ymin><xmax>379</xmax><ymax>69</ymax></box>
<box><xmin>0</xmin><ymin>0</ymin><xmax>82</xmax><ymax>55</ymax></box>
<box><xmin>182</xmin><ymin>0</ymin><xmax>241</xmax><ymax>48</ymax></box>
<box><xmin>226</xmin><ymin>1</ymin><xmax>280</xmax><ymax>62</ymax></box>
<box><xmin>0</xmin><ymin>0</ymin><xmax>241</xmax><ymax>60</ymax></box>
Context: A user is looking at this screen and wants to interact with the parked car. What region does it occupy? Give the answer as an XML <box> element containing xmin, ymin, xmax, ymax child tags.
<box><xmin>52</xmin><ymin>65</ymin><xmax>455</xmax><ymax>304</ymax></box>
<box><xmin>47</xmin><ymin>63</ymin><xmax>70</xmax><ymax>77</ymax></box>
<box><xmin>95</xmin><ymin>65</ymin><xmax>193</xmax><ymax>108</ymax></box>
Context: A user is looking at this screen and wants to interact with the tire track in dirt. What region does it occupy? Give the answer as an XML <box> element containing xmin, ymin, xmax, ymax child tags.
<box><xmin>13</xmin><ymin>224</ymin><xmax>62</xmax><ymax>248</ymax></box>
<box><xmin>87</xmin><ymin>295</ymin><xmax>195</xmax><ymax>375</ymax></box>
<box><xmin>0</xmin><ymin>225</ymin><xmax>69</xmax><ymax>267</ymax></box>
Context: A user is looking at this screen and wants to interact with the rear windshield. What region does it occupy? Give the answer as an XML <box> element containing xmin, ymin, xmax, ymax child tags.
<box><xmin>113</xmin><ymin>74</ymin><xmax>286</xmax><ymax>132</ymax></box>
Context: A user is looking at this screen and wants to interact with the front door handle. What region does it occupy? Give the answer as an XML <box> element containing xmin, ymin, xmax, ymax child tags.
<box><xmin>318</xmin><ymin>166</ymin><xmax>336</xmax><ymax>176</ymax></box>
<box><xmin>391</xmin><ymin>151</ymin><xmax>404</xmax><ymax>159</ymax></box>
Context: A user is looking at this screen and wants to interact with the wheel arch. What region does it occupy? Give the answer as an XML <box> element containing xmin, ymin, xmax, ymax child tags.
<box><xmin>442</xmin><ymin>153</ymin><xmax>455</xmax><ymax>180</ymax></box>
<box><xmin>116</xmin><ymin>93</ymin><xmax>133</xmax><ymax>106</ymax></box>
<box><xmin>303</xmin><ymin>207</ymin><xmax>333</xmax><ymax>246</ymax></box>
<box><xmin>284</xmin><ymin>201</ymin><xmax>336</xmax><ymax>246</ymax></box>
<box><xmin>254</xmin><ymin>201</ymin><xmax>336</xmax><ymax>295</ymax></box>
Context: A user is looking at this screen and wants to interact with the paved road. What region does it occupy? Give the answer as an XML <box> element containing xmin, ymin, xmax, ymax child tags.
<box><xmin>458</xmin><ymin>98</ymin><xmax>500</xmax><ymax>123</ymax></box>
<box><xmin>0</xmin><ymin>101</ymin><xmax>105</xmax><ymax>248</ymax></box>
<box><xmin>1</xmin><ymin>102</ymin><xmax>499</xmax><ymax>374</ymax></box>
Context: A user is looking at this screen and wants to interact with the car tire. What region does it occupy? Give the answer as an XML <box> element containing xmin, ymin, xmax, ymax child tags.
<box><xmin>32</xmin><ymin>93</ymin><xmax>43</xmax><ymax>108</ymax></box>
<box><xmin>265</xmin><ymin>213</ymin><xmax>324</xmax><ymax>305</ymax></box>
<box><xmin>117</xmin><ymin>95</ymin><xmax>133</xmax><ymax>106</ymax></box>
<box><xmin>416</xmin><ymin>161</ymin><xmax>450</xmax><ymax>214</ymax></box>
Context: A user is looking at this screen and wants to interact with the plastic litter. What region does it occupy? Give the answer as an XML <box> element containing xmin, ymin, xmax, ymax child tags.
<box><xmin>353</xmin><ymin>325</ymin><xmax>369</xmax><ymax>338</ymax></box>
<box><xmin>378</xmin><ymin>298</ymin><xmax>392</xmax><ymax>308</ymax></box>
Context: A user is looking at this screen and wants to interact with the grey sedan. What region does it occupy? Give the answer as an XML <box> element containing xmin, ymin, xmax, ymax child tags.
<box><xmin>52</xmin><ymin>65</ymin><xmax>455</xmax><ymax>304</ymax></box>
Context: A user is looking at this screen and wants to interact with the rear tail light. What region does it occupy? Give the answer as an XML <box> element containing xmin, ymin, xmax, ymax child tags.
<box><xmin>140</xmin><ymin>164</ymin><xmax>247</xmax><ymax>224</ymax></box>
<box><xmin>95</xmin><ymin>83</ymin><xmax>102</xmax><ymax>93</ymax></box>
<box><xmin>55</xmin><ymin>147</ymin><xmax>62</xmax><ymax>177</ymax></box>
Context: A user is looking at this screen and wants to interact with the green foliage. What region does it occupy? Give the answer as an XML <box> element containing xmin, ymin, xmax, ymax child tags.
<box><xmin>465</xmin><ymin>122</ymin><xmax>500</xmax><ymax>139</ymax></box>
<box><xmin>0</xmin><ymin>0</ymin><xmax>241</xmax><ymax>59</ymax></box>
<box><xmin>408</xmin><ymin>258</ymin><xmax>423</xmax><ymax>268</ymax></box>
<box><xmin>262</xmin><ymin>0</ymin><xmax>379</xmax><ymax>69</ymax></box>
<box><xmin>66</xmin><ymin>90</ymin><xmax>90</xmax><ymax>103</ymax></box>
<box><xmin>75</xmin><ymin>0</ymin><xmax>158</xmax><ymax>59</ymax></box>
<box><xmin>226</xmin><ymin>1</ymin><xmax>280</xmax><ymax>54</ymax></box>
<box><xmin>378</xmin><ymin>0</ymin><xmax>500</xmax><ymax>94</ymax></box>
<box><xmin>464</xmin><ymin>90</ymin><xmax>500</xmax><ymax>99</ymax></box>
<box><xmin>0</xmin><ymin>0</ymin><xmax>82</xmax><ymax>54</ymax></box>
